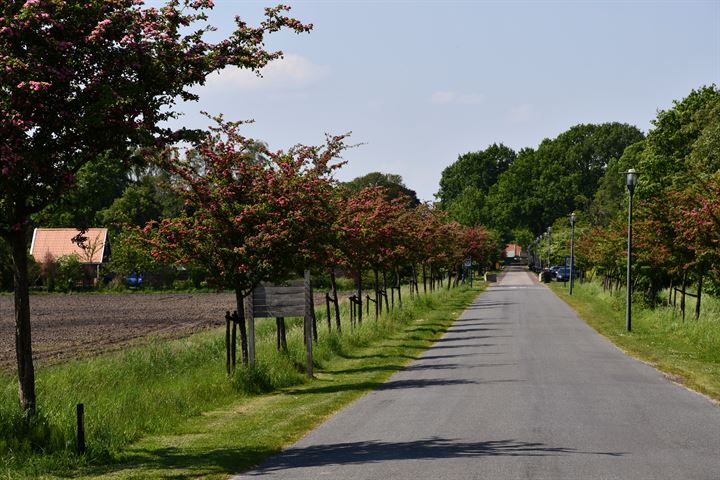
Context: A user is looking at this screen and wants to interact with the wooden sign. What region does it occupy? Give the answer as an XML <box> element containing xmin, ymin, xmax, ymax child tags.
<box><xmin>244</xmin><ymin>271</ymin><xmax>314</xmax><ymax>377</ymax></box>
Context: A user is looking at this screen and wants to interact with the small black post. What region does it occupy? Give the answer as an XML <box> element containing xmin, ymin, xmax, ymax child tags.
<box><xmin>326</xmin><ymin>293</ymin><xmax>332</xmax><ymax>332</ymax></box>
<box><xmin>231</xmin><ymin>311</ymin><xmax>237</xmax><ymax>371</ymax></box>
<box><xmin>77</xmin><ymin>403</ymin><xmax>85</xmax><ymax>455</ymax></box>
<box><xmin>224</xmin><ymin>311</ymin><xmax>231</xmax><ymax>374</ymax></box>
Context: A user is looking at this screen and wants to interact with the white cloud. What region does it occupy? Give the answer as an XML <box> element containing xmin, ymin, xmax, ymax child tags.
<box><xmin>203</xmin><ymin>54</ymin><xmax>330</xmax><ymax>91</ymax></box>
<box><xmin>430</xmin><ymin>90</ymin><xmax>485</xmax><ymax>106</ymax></box>
<box><xmin>506</xmin><ymin>104</ymin><xmax>533</xmax><ymax>123</ymax></box>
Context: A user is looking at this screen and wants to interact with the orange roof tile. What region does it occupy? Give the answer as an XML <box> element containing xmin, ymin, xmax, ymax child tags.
<box><xmin>30</xmin><ymin>228</ymin><xmax>108</xmax><ymax>264</ymax></box>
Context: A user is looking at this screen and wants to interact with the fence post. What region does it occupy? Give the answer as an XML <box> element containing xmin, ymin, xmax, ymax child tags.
<box><xmin>304</xmin><ymin>269</ymin><xmax>314</xmax><ymax>378</ymax></box>
<box><xmin>224</xmin><ymin>311</ymin><xmax>231</xmax><ymax>374</ymax></box>
<box><xmin>76</xmin><ymin>403</ymin><xmax>85</xmax><ymax>455</ymax></box>
<box><xmin>244</xmin><ymin>294</ymin><xmax>255</xmax><ymax>367</ymax></box>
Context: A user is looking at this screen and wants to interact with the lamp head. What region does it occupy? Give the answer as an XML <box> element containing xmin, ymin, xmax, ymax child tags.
<box><xmin>625</xmin><ymin>168</ymin><xmax>639</xmax><ymax>192</ymax></box>
<box><xmin>570</xmin><ymin>212</ymin><xmax>576</xmax><ymax>224</ymax></box>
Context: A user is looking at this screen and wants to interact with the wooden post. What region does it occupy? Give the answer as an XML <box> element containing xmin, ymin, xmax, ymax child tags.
<box><xmin>231</xmin><ymin>311</ymin><xmax>237</xmax><ymax>371</ymax></box>
<box><xmin>310</xmin><ymin>290</ymin><xmax>318</xmax><ymax>344</ymax></box>
<box><xmin>374</xmin><ymin>269</ymin><xmax>380</xmax><ymax>317</ymax></box>
<box><xmin>681</xmin><ymin>272</ymin><xmax>687</xmax><ymax>321</ymax></box>
<box><xmin>330</xmin><ymin>269</ymin><xmax>341</xmax><ymax>333</ymax></box>
<box><xmin>224</xmin><ymin>311</ymin><xmax>231</xmax><ymax>374</ymax></box>
<box><xmin>356</xmin><ymin>269</ymin><xmax>363</xmax><ymax>324</ymax></box>
<box><xmin>325</xmin><ymin>293</ymin><xmax>332</xmax><ymax>332</ymax></box>
<box><xmin>244</xmin><ymin>294</ymin><xmax>255</xmax><ymax>367</ymax></box>
<box><xmin>396</xmin><ymin>270</ymin><xmax>402</xmax><ymax>307</ymax></box>
<box><xmin>422</xmin><ymin>264</ymin><xmax>427</xmax><ymax>294</ymax></box>
<box><xmin>235</xmin><ymin>289</ymin><xmax>248</xmax><ymax>366</ymax></box>
<box><xmin>276</xmin><ymin>317</ymin><xmax>282</xmax><ymax>351</ymax></box>
<box><xmin>76</xmin><ymin>403</ymin><xmax>85</xmax><ymax>455</ymax></box>
<box><xmin>304</xmin><ymin>270</ymin><xmax>314</xmax><ymax>377</ymax></box>
<box><xmin>696</xmin><ymin>275</ymin><xmax>703</xmax><ymax>320</ymax></box>
<box><xmin>279</xmin><ymin>317</ymin><xmax>287</xmax><ymax>351</ymax></box>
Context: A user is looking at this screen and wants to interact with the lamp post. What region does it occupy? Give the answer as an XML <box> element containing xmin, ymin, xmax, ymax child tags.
<box><xmin>569</xmin><ymin>212</ymin><xmax>576</xmax><ymax>295</ymax></box>
<box><xmin>624</xmin><ymin>169</ymin><xmax>639</xmax><ymax>332</ymax></box>
<box><xmin>547</xmin><ymin>227</ymin><xmax>552</xmax><ymax>268</ymax></box>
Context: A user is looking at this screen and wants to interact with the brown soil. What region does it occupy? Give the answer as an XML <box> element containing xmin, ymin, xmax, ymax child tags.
<box><xmin>0</xmin><ymin>292</ymin><xmax>237</xmax><ymax>369</ymax></box>
<box><xmin>0</xmin><ymin>291</ymin><xmax>353</xmax><ymax>369</ymax></box>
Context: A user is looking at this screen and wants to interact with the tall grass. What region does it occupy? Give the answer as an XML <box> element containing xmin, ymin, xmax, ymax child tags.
<box><xmin>0</xmin><ymin>285</ymin><xmax>466</xmax><ymax>476</ymax></box>
<box><xmin>551</xmin><ymin>279</ymin><xmax>720</xmax><ymax>399</ymax></box>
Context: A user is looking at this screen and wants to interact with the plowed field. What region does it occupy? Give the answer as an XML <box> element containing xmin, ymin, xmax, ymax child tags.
<box><xmin>0</xmin><ymin>292</ymin><xmax>237</xmax><ymax>368</ymax></box>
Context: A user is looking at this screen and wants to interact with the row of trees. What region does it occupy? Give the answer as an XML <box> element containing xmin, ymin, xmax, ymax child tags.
<box><xmin>118</xmin><ymin>118</ymin><xmax>502</xmax><ymax>366</ymax></box>
<box><xmin>441</xmin><ymin>84</ymin><xmax>719</xmax><ymax>317</ymax></box>
<box><xmin>575</xmin><ymin>86</ymin><xmax>720</xmax><ymax>311</ymax></box>
<box><xmin>437</xmin><ymin>124</ymin><xmax>644</xmax><ymax>237</ymax></box>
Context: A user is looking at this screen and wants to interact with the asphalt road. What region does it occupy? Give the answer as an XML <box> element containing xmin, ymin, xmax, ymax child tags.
<box><xmin>233</xmin><ymin>267</ymin><xmax>720</xmax><ymax>479</ymax></box>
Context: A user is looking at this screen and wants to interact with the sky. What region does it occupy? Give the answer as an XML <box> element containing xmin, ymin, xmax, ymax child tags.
<box><xmin>165</xmin><ymin>0</ymin><xmax>720</xmax><ymax>201</ymax></box>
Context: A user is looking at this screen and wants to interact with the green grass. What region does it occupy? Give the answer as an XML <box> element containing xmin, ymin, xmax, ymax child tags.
<box><xmin>1</xmin><ymin>284</ymin><xmax>482</xmax><ymax>479</ymax></box>
<box><xmin>549</xmin><ymin>280</ymin><xmax>720</xmax><ymax>402</ymax></box>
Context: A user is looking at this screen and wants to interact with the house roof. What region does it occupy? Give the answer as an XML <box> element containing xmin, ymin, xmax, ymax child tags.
<box><xmin>30</xmin><ymin>228</ymin><xmax>108</xmax><ymax>264</ymax></box>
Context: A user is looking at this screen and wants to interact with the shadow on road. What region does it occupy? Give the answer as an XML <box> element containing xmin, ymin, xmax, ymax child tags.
<box><xmin>246</xmin><ymin>437</ymin><xmax>625</xmax><ymax>474</ymax></box>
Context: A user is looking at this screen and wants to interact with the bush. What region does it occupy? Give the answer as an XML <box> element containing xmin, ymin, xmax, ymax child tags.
<box><xmin>56</xmin><ymin>254</ymin><xmax>84</xmax><ymax>292</ymax></box>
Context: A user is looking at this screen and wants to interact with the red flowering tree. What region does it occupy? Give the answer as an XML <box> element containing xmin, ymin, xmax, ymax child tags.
<box><xmin>143</xmin><ymin>119</ymin><xmax>344</xmax><ymax>365</ymax></box>
<box><xmin>334</xmin><ymin>186</ymin><xmax>409</xmax><ymax>321</ymax></box>
<box><xmin>673</xmin><ymin>178</ymin><xmax>720</xmax><ymax>281</ymax></box>
<box><xmin>0</xmin><ymin>0</ymin><xmax>311</xmax><ymax>411</ymax></box>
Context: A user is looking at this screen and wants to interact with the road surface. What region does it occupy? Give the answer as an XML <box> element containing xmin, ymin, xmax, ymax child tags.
<box><xmin>234</xmin><ymin>266</ymin><xmax>720</xmax><ymax>479</ymax></box>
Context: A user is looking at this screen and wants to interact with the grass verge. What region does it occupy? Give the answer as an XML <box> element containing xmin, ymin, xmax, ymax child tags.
<box><xmin>1</xmin><ymin>284</ymin><xmax>482</xmax><ymax>479</ymax></box>
<box><xmin>549</xmin><ymin>280</ymin><xmax>720</xmax><ymax>402</ymax></box>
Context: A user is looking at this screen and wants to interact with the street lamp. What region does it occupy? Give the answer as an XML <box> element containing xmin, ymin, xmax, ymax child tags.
<box><xmin>547</xmin><ymin>227</ymin><xmax>552</xmax><ymax>268</ymax></box>
<box><xmin>569</xmin><ymin>212</ymin><xmax>576</xmax><ymax>295</ymax></box>
<box><xmin>624</xmin><ymin>169</ymin><xmax>639</xmax><ymax>332</ymax></box>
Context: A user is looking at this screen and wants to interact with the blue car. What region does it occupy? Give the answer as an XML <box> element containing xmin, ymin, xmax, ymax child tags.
<box><xmin>555</xmin><ymin>267</ymin><xmax>580</xmax><ymax>281</ymax></box>
<box><xmin>125</xmin><ymin>273</ymin><xmax>143</xmax><ymax>287</ymax></box>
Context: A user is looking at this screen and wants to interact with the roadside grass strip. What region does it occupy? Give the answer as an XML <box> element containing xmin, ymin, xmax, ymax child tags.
<box><xmin>1</xmin><ymin>284</ymin><xmax>481</xmax><ymax>479</ymax></box>
<box><xmin>549</xmin><ymin>281</ymin><xmax>720</xmax><ymax>402</ymax></box>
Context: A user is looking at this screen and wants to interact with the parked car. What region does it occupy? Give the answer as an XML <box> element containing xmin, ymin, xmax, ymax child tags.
<box><xmin>125</xmin><ymin>273</ymin><xmax>143</xmax><ymax>287</ymax></box>
<box><xmin>555</xmin><ymin>267</ymin><xmax>581</xmax><ymax>281</ymax></box>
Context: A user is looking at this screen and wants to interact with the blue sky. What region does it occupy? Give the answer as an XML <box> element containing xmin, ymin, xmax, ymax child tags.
<box><xmin>168</xmin><ymin>0</ymin><xmax>719</xmax><ymax>201</ymax></box>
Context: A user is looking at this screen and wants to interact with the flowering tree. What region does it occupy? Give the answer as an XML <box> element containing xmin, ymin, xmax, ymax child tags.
<box><xmin>334</xmin><ymin>186</ymin><xmax>409</xmax><ymax>321</ymax></box>
<box><xmin>0</xmin><ymin>0</ymin><xmax>311</xmax><ymax>412</ymax></box>
<box><xmin>143</xmin><ymin>119</ymin><xmax>344</xmax><ymax>365</ymax></box>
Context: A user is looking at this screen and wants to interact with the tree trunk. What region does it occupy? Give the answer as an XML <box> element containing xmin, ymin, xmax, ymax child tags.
<box><xmin>374</xmin><ymin>269</ymin><xmax>379</xmax><ymax>319</ymax></box>
<box><xmin>396</xmin><ymin>269</ymin><xmax>402</xmax><ymax>307</ymax></box>
<box><xmin>329</xmin><ymin>269</ymin><xmax>341</xmax><ymax>333</ymax></box>
<box><xmin>422</xmin><ymin>264</ymin><xmax>427</xmax><ymax>294</ymax></box>
<box><xmin>413</xmin><ymin>264</ymin><xmax>419</xmax><ymax>295</ymax></box>
<box><xmin>382</xmin><ymin>271</ymin><xmax>389</xmax><ymax>311</ymax></box>
<box><xmin>231</xmin><ymin>313</ymin><xmax>237</xmax><ymax>370</ymax></box>
<box><xmin>680</xmin><ymin>272</ymin><xmax>687</xmax><ymax>322</ymax></box>
<box><xmin>696</xmin><ymin>275</ymin><xmax>703</xmax><ymax>320</ymax></box>
<box><xmin>10</xmin><ymin>231</ymin><xmax>36</xmax><ymax>413</ymax></box>
<box><xmin>225</xmin><ymin>312</ymin><xmax>231</xmax><ymax>374</ymax></box>
<box><xmin>356</xmin><ymin>269</ymin><xmax>362</xmax><ymax>324</ymax></box>
<box><xmin>235</xmin><ymin>289</ymin><xmax>248</xmax><ymax>366</ymax></box>
<box><xmin>310</xmin><ymin>291</ymin><xmax>318</xmax><ymax>344</ymax></box>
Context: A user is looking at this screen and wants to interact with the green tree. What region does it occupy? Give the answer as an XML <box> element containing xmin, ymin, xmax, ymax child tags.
<box><xmin>343</xmin><ymin>172</ymin><xmax>420</xmax><ymax>206</ymax></box>
<box><xmin>437</xmin><ymin>143</ymin><xmax>516</xmax><ymax>206</ymax></box>
<box><xmin>485</xmin><ymin>123</ymin><xmax>643</xmax><ymax>236</ymax></box>
<box><xmin>99</xmin><ymin>171</ymin><xmax>183</xmax><ymax>229</ymax></box>
<box><xmin>33</xmin><ymin>152</ymin><xmax>130</xmax><ymax>228</ymax></box>
<box><xmin>636</xmin><ymin>85</ymin><xmax>720</xmax><ymax>200</ymax></box>
<box><xmin>0</xmin><ymin>0</ymin><xmax>311</xmax><ymax>412</ymax></box>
